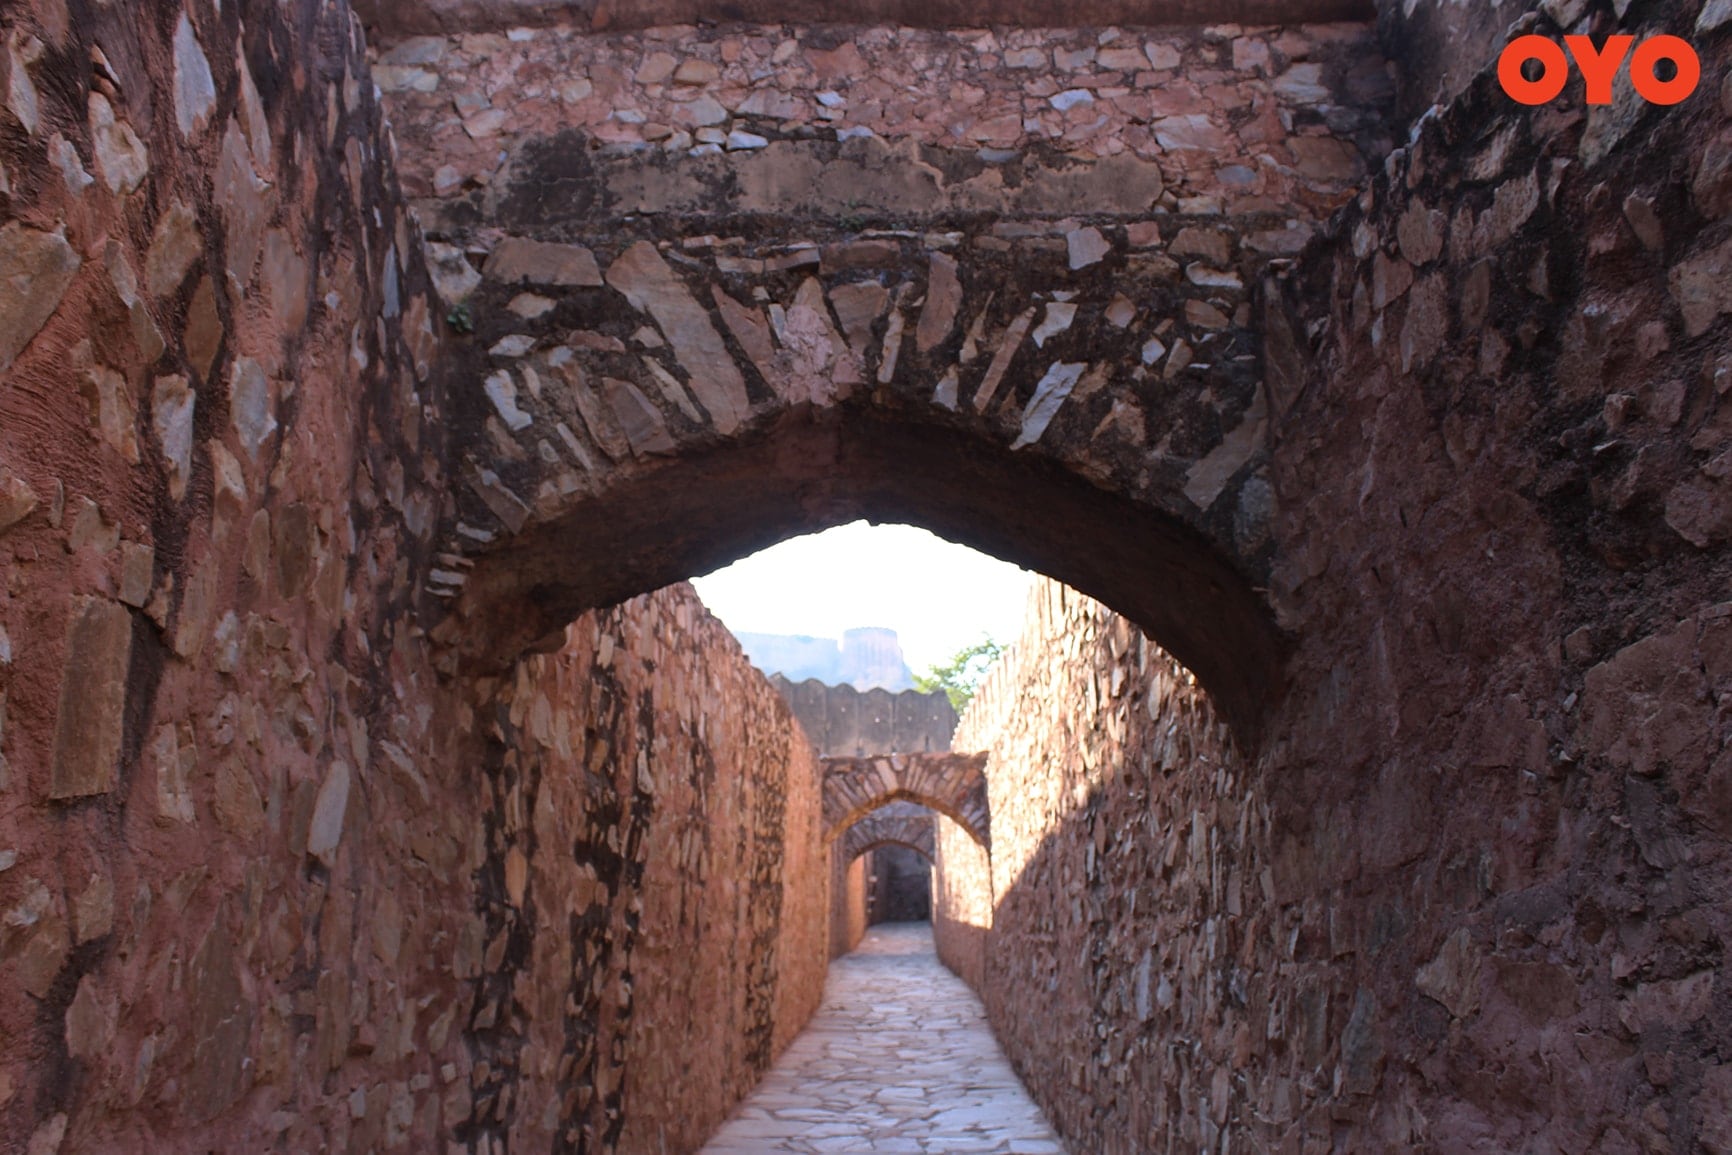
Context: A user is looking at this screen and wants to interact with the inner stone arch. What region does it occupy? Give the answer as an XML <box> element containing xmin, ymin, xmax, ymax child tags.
<box><xmin>429</xmin><ymin>411</ymin><xmax>1287</xmax><ymax>742</ymax></box>
<box><xmin>822</xmin><ymin>752</ymin><xmax>991</xmax><ymax>850</ymax></box>
<box><xmin>841</xmin><ymin>806</ymin><xmax>937</xmax><ymax>865</ymax></box>
<box><xmin>387</xmin><ymin>15</ymin><xmax>1396</xmax><ymax>745</ymax></box>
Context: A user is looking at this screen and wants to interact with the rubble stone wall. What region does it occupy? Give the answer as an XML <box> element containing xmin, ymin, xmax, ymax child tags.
<box><xmin>477</xmin><ymin>587</ymin><xmax>828</xmax><ymax>1155</ymax></box>
<box><xmin>373</xmin><ymin>20</ymin><xmax>1391</xmax><ymax>226</ymax></box>
<box><xmin>1251</xmin><ymin>2</ymin><xmax>1732</xmax><ymax>1146</ymax></box>
<box><xmin>934</xmin><ymin>581</ymin><xmax>1256</xmax><ymax>1154</ymax></box>
<box><xmin>829</xmin><ymin>847</ymin><xmax>869</xmax><ymax>958</ymax></box>
<box><xmin>932</xmin><ymin>817</ymin><xmax>992</xmax><ymax>991</ymax></box>
<box><xmin>933</xmin><ymin>5</ymin><xmax>1732</xmax><ymax>1153</ymax></box>
<box><xmin>367</xmin><ymin>17</ymin><xmax>1396</xmax><ymax>740</ymax></box>
<box><xmin>11</xmin><ymin>0</ymin><xmax>1732</xmax><ymax>1150</ymax></box>
<box><xmin>0</xmin><ymin>0</ymin><xmax>472</xmax><ymax>1149</ymax></box>
<box><xmin>354</xmin><ymin>0</ymin><xmax>1376</xmax><ymax>40</ymax></box>
<box><xmin>0</xmin><ymin>1</ymin><xmax>828</xmax><ymax>1152</ymax></box>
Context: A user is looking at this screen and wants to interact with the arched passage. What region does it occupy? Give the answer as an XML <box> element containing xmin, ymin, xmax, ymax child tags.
<box><xmin>429</xmin><ymin>407</ymin><xmax>1285</xmax><ymax>742</ymax></box>
<box><xmin>840</xmin><ymin>808</ymin><xmax>938</xmax><ymax>865</ymax></box>
<box><xmin>389</xmin><ymin>18</ymin><xmax>1375</xmax><ymax>744</ymax></box>
<box><xmin>821</xmin><ymin>753</ymin><xmax>991</xmax><ymax>851</ymax></box>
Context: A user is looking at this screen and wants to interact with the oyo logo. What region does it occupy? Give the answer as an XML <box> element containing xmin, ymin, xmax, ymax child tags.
<box><xmin>1497</xmin><ymin>34</ymin><xmax>1700</xmax><ymax>105</ymax></box>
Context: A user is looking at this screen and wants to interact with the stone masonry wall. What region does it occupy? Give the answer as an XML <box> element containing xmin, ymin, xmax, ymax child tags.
<box><xmin>358</xmin><ymin>16</ymin><xmax>1398</xmax><ymax>736</ymax></box>
<box><xmin>352</xmin><ymin>0</ymin><xmax>1378</xmax><ymax>40</ymax></box>
<box><xmin>0</xmin><ymin>1</ymin><xmax>828</xmax><ymax>1151</ymax></box>
<box><xmin>771</xmin><ymin>677</ymin><xmax>956</xmax><ymax>757</ymax></box>
<box><xmin>931</xmin><ymin>816</ymin><xmax>991</xmax><ymax>991</ymax></box>
<box><xmin>1247</xmin><ymin>1</ymin><xmax>1732</xmax><ymax>1146</ymax></box>
<box><xmin>935</xmin><ymin>6</ymin><xmax>1732</xmax><ymax>1150</ymax></box>
<box><xmin>934</xmin><ymin>579</ymin><xmax>1257</xmax><ymax>1154</ymax></box>
<box><xmin>0</xmin><ymin>0</ymin><xmax>470</xmax><ymax>1149</ymax></box>
<box><xmin>374</xmin><ymin>20</ymin><xmax>1391</xmax><ymax>226</ymax></box>
<box><xmin>467</xmin><ymin>586</ymin><xmax>827</xmax><ymax>1155</ymax></box>
<box><xmin>829</xmin><ymin>849</ymin><xmax>869</xmax><ymax>959</ymax></box>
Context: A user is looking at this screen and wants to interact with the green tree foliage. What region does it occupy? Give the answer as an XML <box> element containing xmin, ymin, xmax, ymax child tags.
<box><xmin>913</xmin><ymin>638</ymin><xmax>1005</xmax><ymax>714</ymax></box>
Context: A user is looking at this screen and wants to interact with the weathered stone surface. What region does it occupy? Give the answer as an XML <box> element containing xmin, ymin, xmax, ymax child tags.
<box><xmin>49</xmin><ymin>598</ymin><xmax>133</xmax><ymax>800</ymax></box>
<box><xmin>1671</xmin><ymin>238</ymin><xmax>1732</xmax><ymax>338</ymax></box>
<box><xmin>1009</xmin><ymin>359</ymin><xmax>1084</xmax><ymax>449</ymax></box>
<box><xmin>183</xmin><ymin>276</ymin><xmax>223</xmax><ymax>381</ymax></box>
<box><xmin>7</xmin><ymin>33</ymin><xmax>41</xmax><ymax>136</ymax></box>
<box><xmin>65</xmin><ymin>974</ymin><xmax>114</xmax><ymax>1058</ymax></box>
<box><xmin>306</xmin><ymin>760</ymin><xmax>351</xmax><ymax>867</ymax></box>
<box><xmin>483</xmin><ymin>237</ymin><xmax>603</xmax><ymax>286</ymax></box>
<box><xmin>215</xmin><ymin>119</ymin><xmax>270</xmax><ymax>291</ymax></box>
<box><xmin>0</xmin><ymin>222</ymin><xmax>81</xmax><ymax>371</ymax></box>
<box><xmin>89</xmin><ymin>92</ymin><xmax>148</xmax><ymax>194</ymax></box>
<box><xmin>172</xmin><ymin>16</ymin><xmax>218</xmax><ymax>138</ymax></box>
<box><xmin>0</xmin><ymin>465</ymin><xmax>39</xmax><ymax>534</ymax></box>
<box><xmin>1065</xmin><ymin>226</ymin><xmax>1110</xmax><ymax>270</ymax></box>
<box><xmin>602</xmin><ymin>374</ymin><xmax>676</xmax><ymax>455</ymax></box>
<box><xmin>230</xmin><ymin>357</ymin><xmax>277</xmax><ymax>459</ymax></box>
<box><xmin>380</xmin><ymin>20</ymin><xmax>1380</xmax><ymax>227</ymax></box>
<box><xmin>152</xmin><ymin>375</ymin><xmax>196</xmax><ymax>499</ymax></box>
<box><xmin>213</xmin><ymin>759</ymin><xmax>265</xmax><ymax>839</ymax></box>
<box><xmin>606</xmin><ymin>241</ymin><xmax>751</xmax><ymax>434</ymax></box>
<box><xmin>827</xmin><ymin>280</ymin><xmax>887</xmax><ymax>358</ymax></box>
<box><xmin>186</xmin><ymin>918</ymin><xmax>252</xmax><ymax>1121</ymax></box>
<box><xmin>80</xmin><ymin>359</ymin><xmax>140</xmax><ymax>462</ymax></box>
<box><xmin>146</xmin><ymin>201</ymin><xmax>202</xmax><ymax>297</ymax></box>
<box><xmin>1415</xmin><ymin>928</ymin><xmax>1482</xmax><ymax>1019</ymax></box>
<box><xmin>916</xmin><ymin>252</ymin><xmax>962</xmax><ymax>353</ymax></box>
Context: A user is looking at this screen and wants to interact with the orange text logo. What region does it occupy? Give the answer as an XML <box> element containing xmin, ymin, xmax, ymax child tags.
<box><xmin>1497</xmin><ymin>34</ymin><xmax>1700</xmax><ymax>105</ymax></box>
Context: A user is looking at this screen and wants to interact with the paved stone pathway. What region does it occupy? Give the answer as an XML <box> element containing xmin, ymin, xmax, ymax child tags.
<box><xmin>700</xmin><ymin>922</ymin><xmax>1066</xmax><ymax>1154</ymax></box>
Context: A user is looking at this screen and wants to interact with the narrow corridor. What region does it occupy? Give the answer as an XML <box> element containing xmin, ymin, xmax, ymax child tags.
<box><xmin>700</xmin><ymin>924</ymin><xmax>1065</xmax><ymax>1154</ymax></box>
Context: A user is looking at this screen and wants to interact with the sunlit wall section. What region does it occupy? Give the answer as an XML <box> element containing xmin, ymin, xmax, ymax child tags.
<box><xmin>931</xmin><ymin>576</ymin><xmax>1268</xmax><ymax>1151</ymax></box>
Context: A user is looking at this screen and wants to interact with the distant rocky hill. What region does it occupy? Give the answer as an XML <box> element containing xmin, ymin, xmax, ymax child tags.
<box><xmin>734</xmin><ymin>626</ymin><xmax>915</xmax><ymax>691</ymax></box>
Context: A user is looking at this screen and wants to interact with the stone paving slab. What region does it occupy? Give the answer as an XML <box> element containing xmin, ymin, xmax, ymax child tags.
<box><xmin>700</xmin><ymin>923</ymin><xmax>1066</xmax><ymax>1154</ymax></box>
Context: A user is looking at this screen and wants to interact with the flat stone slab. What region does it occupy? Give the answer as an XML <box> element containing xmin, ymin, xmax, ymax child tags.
<box><xmin>700</xmin><ymin>923</ymin><xmax>1066</xmax><ymax>1154</ymax></box>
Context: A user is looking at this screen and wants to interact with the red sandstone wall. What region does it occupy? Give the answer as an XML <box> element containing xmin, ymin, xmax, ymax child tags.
<box><xmin>354</xmin><ymin>0</ymin><xmax>1375</xmax><ymax>38</ymax></box>
<box><xmin>471</xmin><ymin>587</ymin><xmax>827</xmax><ymax>1155</ymax></box>
<box><xmin>373</xmin><ymin>20</ymin><xmax>1390</xmax><ymax>231</ymax></box>
<box><xmin>932</xmin><ymin>814</ymin><xmax>990</xmax><ymax>990</ymax></box>
<box><xmin>829</xmin><ymin>847</ymin><xmax>868</xmax><ymax>958</ymax></box>
<box><xmin>934</xmin><ymin>580</ymin><xmax>1256</xmax><ymax>1153</ymax></box>
<box><xmin>1253</xmin><ymin>4</ymin><xmax>1732</xmax><ymax>1145</ymax></box>
<box><xmin>0</xmin><ymin>2</ymin><xmax>827</xmax><ymax>1151</ymax></box>
<box><xmin>0</xmin><ymin>0</ymin><xmax>471</xmax><ymax>1149</ymax></box>
<box><xmin>936</xmin><ymin>5</ymin><xmax>1732</xmax><ymax>1150</ymax></box>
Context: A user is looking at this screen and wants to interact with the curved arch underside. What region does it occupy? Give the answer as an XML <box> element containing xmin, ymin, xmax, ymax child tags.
<box><xmin>438</xmin><ymin>411</ymin><xmax>1285</xmax><ymax>743</ymax></box>
<box><xmin>841</xmin><ymin>810</ymin><xmax>937</xmax><ymax>864</ymax></box>
<box><xmin>821</xmin><ymin>753</ymin><xmax>991</xmax><ymax>850</ymax></box>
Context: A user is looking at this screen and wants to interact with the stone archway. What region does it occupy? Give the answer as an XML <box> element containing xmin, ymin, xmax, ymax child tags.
<box><xmin>840</xmin><ymin>808</ymin><xmax>937</xmax><ymax>864</ymax></box>
<box><xmin>821</xmin><ymin>753</ymin><xmax>989</xmax><ymax>850</ymax></box>
<box><xmin>387</xmin><ymin>18</ymin><xmax>1400</xmax><ymax>742</ymax></box>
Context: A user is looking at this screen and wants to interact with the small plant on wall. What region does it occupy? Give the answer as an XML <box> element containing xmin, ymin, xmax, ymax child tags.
<box><xmin>914</xmin><ymin>637</ymin><xmax>1005</xmax><ymax>714</ymax></box>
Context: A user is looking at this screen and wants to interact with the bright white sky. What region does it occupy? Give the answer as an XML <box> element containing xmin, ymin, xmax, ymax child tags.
<box><xmin>690</xmin><ymin>521</ymin><xmax>1035</xmax><ymax>675</ymax></box>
